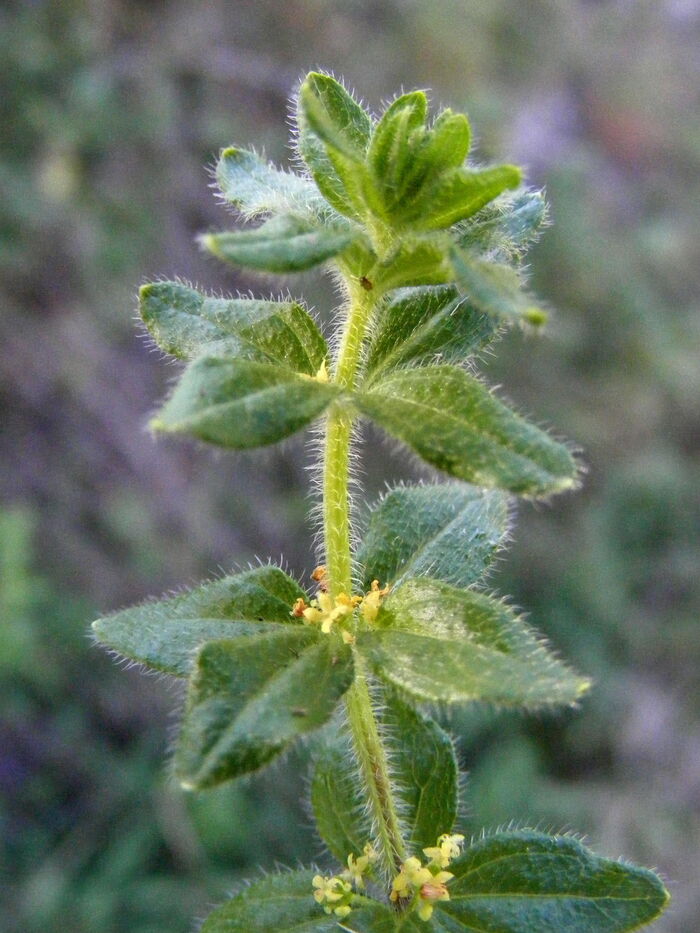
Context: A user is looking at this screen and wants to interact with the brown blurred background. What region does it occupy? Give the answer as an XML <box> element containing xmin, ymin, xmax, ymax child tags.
<box><xmin>1</xmin><ymin>1</ymin><xmax>699</xmax><ymax>930</ymax></box>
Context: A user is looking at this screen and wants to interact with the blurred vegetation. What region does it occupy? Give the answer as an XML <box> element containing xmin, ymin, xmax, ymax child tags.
<box><xmin>1</xmin><ymin>1</ymin><xmax>698</xmax><ymax>931</ymax></box>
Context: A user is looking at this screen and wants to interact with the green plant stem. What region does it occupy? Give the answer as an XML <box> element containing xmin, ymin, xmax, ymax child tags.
<box><xmin>323</xmin><ymin>282</ymin><xmax>407</xmax><ymax>879</ymax></box>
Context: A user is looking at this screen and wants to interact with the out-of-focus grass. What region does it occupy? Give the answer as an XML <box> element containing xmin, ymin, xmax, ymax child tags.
<box><xmin>1</xmin><ymin>1</ymin><xmax>698</xmax><ymax>930</ymax></box>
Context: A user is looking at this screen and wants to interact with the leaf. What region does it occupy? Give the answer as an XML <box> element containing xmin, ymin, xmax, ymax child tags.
<box><xmin>176</xmin><ymin>631</ymin><xmax>353</xmax><ymax>788</ymax></box>
<box><xmin>391</xmin><ymin>109</ymin><xmax>472</xmax><ymax>216</ymax></box>
<box><xmin>91</xmin><ymin>566</ymin><xmax>306</xmax><ymax>676</ymax></box>
<box><xmin>356</xmin><ymin>482</ymin><xmax>509</xmax><ymax>591</ymax></box>
<box><xmin>370</xmin><ymin>238</ymin><xmax>451</xmax><ymax>294</ymax></box>
<box><xmin>364</xmin><ymin>285</ymin><xmax>499</xmax><ymax>380</ymax></box>
<box><xmin>151</xmin><ymin>357</ymin><xmax>339</xmax><ymax>449</ymax></box>
<box><xmin>312</xmin><ymin>693</ymin><xmax>457</xmax><ymax>863</ymax></box>
<box><xmin>139</xmin><ymin>281</ymin><xmax>327</xmax><ymax>372</ymax></box>
<box><xmin>367</xmin><ymin>91</ymin><xmax>428</xmax><ymax>210</ymax></box>
<box><xmin>200</xmin><ymin>869</ymin><xmax>388</xmax><ymax>932</ymax></box>
<box><xmin>451</xmin><ymin>246</ymin><xmax>547</xmax><ymax>327</ymax></box>
<box><xmin>398</xmin><ymin>164</ymin><xmax>522</xmax><ymax>231</ymax></box>
<box><xmin>456</xmin><ymin>188</ymin><xmax>548</xmax><ymax>258</ymax></box>
<box><xmin>215</xmin><ymin>146</ymin><xmax>325</xmax><ymax>220</ymax></box>
<box><xmin>355</xmin><ymin>366</ymin><xmax>578</xmax><ymax>497</ymax></box>
<box><xmin>296</xmin><ymin>72</ymin><xmax>373</xmax><ymax>219</ymax></box>
<box><xmin>436</xmin><ymin>830</ymin><xmax>670</xmax><ymax>933</ymax></box>
<box><xmin>358</xmin><ymin>578</ymin><xmax>590</xmax><ymax>708</ymax></box>
<box><xmin>202</xmin><ymin>214</ymin><xmax>357</xmax><ymax>274</ymax></box>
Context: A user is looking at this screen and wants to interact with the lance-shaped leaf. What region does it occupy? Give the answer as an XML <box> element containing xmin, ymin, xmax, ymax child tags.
<box><xmin>356</xmin><ymin>483</ymin><xmax>509</xmax><ymax>591</ymax></box>
<box><xmin>151</xmin><ymin>357</ymin><xmax>339</xmax><ymax>449</ymax></box>
<box><xmin>202</xmin><ymin>214</ymin><xmax>358</xmax><ymax>274</ymax></box>
<box><xmin>312</xmin><ymin>693</ymin><xmax>457</xmax><ymax>862</ymax></box>
<box><xmin>358</xmin><ymin>579</ymin><xmax>590</xmax><ymax>708</ymax></box>
<box><xmin>367</xmin><ymin>91</ymin><xmax>428</xmax><ymax>210</ymax></box>
<box><xmin>456</xmin><ymin>187</ymin><xmax>548</xmax><ymax>259</ymax></box>
<box><xmin>139</xmin><ymin>281</ymin><xmax>327</xmax><ymax>372</ymax></box>
<box><xmin>364</xmin><ymin>286</ymin><xmax>499</xmax><ymax>381</ymax></box>
<box><xmin>215</xmin><ymin>146</ymin><xmax>325</xmax><ymax>220</ymax></box>
<box><xmin>408</xmin><ymin>108</ymin><xmax>471</xmax><ymax>183</ymax></box>
<box><xmin>451</xmin><ymin>246</ymin><xmax>547</xmax><ymax>327</ymax></box>
<box><xmin>434</xmin><ymin>830</ymin><xmax>669</xmax><ymax>933</ymax></box>
<box><xmin>91</xmin><ymin>566</ymin><xmax>306</xmax><ymax>676</ymax></box>
<box><xmin>200</xmin><ymin>869</ymin><xmax>390</xmax><ymax>932</ymax></box>
<box><xmin>397</xmin><ymin>164</ymin><xmax>522</xmax><ymax>231</ymax></box>
<box><xmin>296</xmin><ymin>72</ymin><xmax>373</xmax><ymax>220</ymax></box>
<box><xmin>176</xmin><ymin>631</ymin><xmax>353</xmax><ymax>788</ymax></box>
<box><xmin>355</xmin><ymin>366</ymin><xmax>578</xmax><ymax>497</ymax></box>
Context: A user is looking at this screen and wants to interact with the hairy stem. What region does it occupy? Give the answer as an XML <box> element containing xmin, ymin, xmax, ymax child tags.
<box><xmin>323</xmin><ymin>282</ymin><xmax>407</xmax><ymax>878</ymax></box>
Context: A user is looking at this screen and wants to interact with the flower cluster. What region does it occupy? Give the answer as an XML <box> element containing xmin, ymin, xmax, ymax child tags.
<box><xmin>312</xmin><ymin>844</ymin><xmax>377</xmax><ymax>919</ymax></box>
<box><xmin>291</xmin><ymin>567</ymin><xmax>390</xmax><ymax>642</ymax></box>
<box><xmin>390</xmin><ymin>834</ymin><xmax>465</xmax><ymax>922</ymax></box>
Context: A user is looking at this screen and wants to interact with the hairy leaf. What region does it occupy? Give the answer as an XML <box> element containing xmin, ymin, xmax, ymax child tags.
<box><xmin>367</xmin><ymin>91</ymin><xmax>428</xmax><ymax>211</ymax></box>
<box><xmin>364</xmin><ymin>286</ymin><xmax>498</xmax><ymax>380</ymax></box>
<box><xmin>91</xmin><ymin>566</ymin><xmax>306</xmax><ymax>676</ymax></box>
<box><xmin>139</xmin><ymin>281</ymin><xmax>327</xmax><ymax>372</ymax></box>
<box><xmin>399</xmin><ymin>164</ymin><xmax>522</xmax><ymax>231</ymax></box>
<box><xmin>356</xmin><ymin>366</ymin><xmax>578</xmax><ymax>497</ymax></box>
<box><xmin>215</xmin><ymin>146</ymin><xmax>324</xmax><ymax>220</ymax></box>
<box><xmin>296</xmin><ymin>72</ymin><xmax>372</xmax><ymax>219</ymax></box>
<box><xmin>176</xmin><ymin>631</ymin><xmax>353</xmax><ymax>788</ymax></box>
<box><xmin>356</xmin><ymin>482</ymin><xmax>509</xmax><ymax>591</ymax></box>
<box><xmin>200</xmin><ymin>869</ymin><xmax>386</xmax><ymax>932</ymax></box>
<box><xmin>436</xmin><ymin>830</ymin><xmax>670</xmax><ymax>933</ymax></box>
<box><xmin>202</xmin><ymin>214</ymin><xmax>357</xmax><ymax>273</ymax></box>
<box><xmin>151</xmin><ymin>357</ymin><xmax>339</xmax><ymax>448</ymax></box>
<box><xmin>456</xmin><ymin>187</ymin><xmax>548</xmax><ymax>258</ymax></box>
<box><xmin>451</xmin><ymin>246</ymin><xmax>546</xmax><ymax>326</ymax></box>
<box><xmin>312</xmin><ymin>693</ymin><xmax>457</xmax><ymax>862</ymax></box>
<box><xmin>359</xmin><ymin>579</ymin><xmax>590</xmax><ymax>708</ymax></box>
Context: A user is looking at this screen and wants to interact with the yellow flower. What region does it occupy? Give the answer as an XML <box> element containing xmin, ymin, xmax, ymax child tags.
<box><xmin>423</xmin><ymin>833</ymin><xmax>465</xmax><ymax>868</ymax></box>
<box><xmin>361</xmin><ymin>579</ymin><xmax>390</xmax><ymax>623</ymax></box>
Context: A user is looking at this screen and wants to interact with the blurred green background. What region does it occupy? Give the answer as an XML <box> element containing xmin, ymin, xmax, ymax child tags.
<box><xmin>1</xmin><ymin>1</ymin><xmax>698</xmax><ymax>930</ymax></box>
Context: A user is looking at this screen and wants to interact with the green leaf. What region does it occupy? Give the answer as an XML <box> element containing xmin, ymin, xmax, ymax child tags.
<box><xmin>296</xmin><ymin>72</ymin><xmax>373</xmax><ymax>219</ymax></box>
<box><xmin>139</xmin><ymin>281</ymin><xmax>327</xmax><ymax>372</ymax></box>
<box><xmin>370</xmin><ymin>238</ymin><xmax>451</xmax><ymax>294</ymax></box>
<box><xmin>392</xmin><ymin>109</ymin><xmax>472</xmax><ymax>216</ymax></box>
<box><xmin>355</xmin><ymin>366</ymin><xmax>578</xmax><ymax>497</ymax></box>
<box><xmin>215</xmin><ymin>146</ymin><xmax>325</xmax><ymax>220</ymax></box>
<box><xmin>451</xmin><ymin>246</ymin><xmax>547</xmax><ymax>327</ymax></box>
<box><xmin>91</xmin><ymin>566</ymin><xmax>306</xmax><ymax>676</ymax></box>
<box><xmin>312</xmin><ymin>693</ymin><xmax>458</xmax><ymax>863</ymax></box>
<box><xmin>202</xmin><ymin>214</ymin><xmax>357</xmax><ymax>274</ymax></box>
<box><xmin>176</xmin><ymin>631</ymin><xmax>353</xmax><ymax>788</ymax></box>
<box><xmin>456</xmin><ymin>188</ymin><xmax>548</xmax><ymax>259</ymax></box>
<box><xmin>367</xmin><ymin>91</ymin><xmax>428</xmax><ymax>210</ymax></box>
<box><xmin>399</xmin><ymin>164</ymin><xmax>522</xmax><ymax>231</ymax></box>
<box><xmin>358</xmin><ymin>578</ymin><xmax>590</xmax><ymax>708</ymax></box>
<box><xmin>151</xmin><ymin>357</ymin><xmax>339</xmax><ymax>449</ymax></box>
<box><xmin>356</xmin><ymin>482</ymin><xmax>509</xmax><ymax>591</ymax></box>
<box><xmin>364</xmin><ymin>285</ymin><xmax>499</xmax><ymax>381</ymax></box>
<box><xmin>200</xmin><ymin>869</ymin><xmax>388</xmax><ymax>932</ymax></box>
<box><xmin>436</xmin><ymin>830</ymin><xmax>670</xmax><ymax>933</ymax></box>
